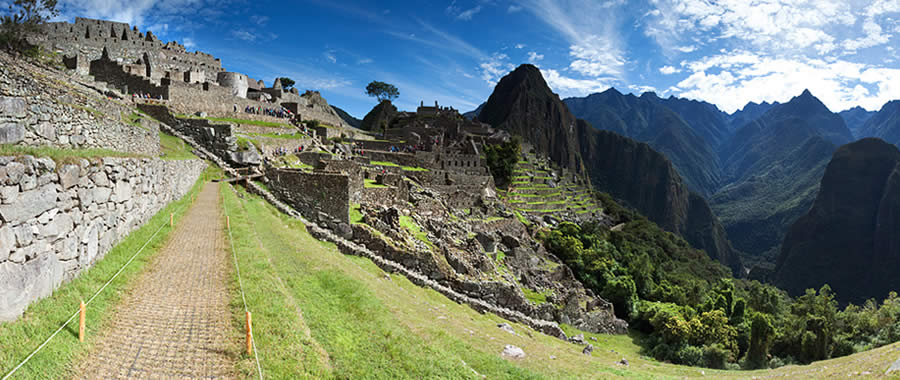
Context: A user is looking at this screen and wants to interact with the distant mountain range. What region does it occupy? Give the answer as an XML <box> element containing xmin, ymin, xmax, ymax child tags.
<box><xmin>478</xmin><ymin>64</ymin><xmax>743</xmax><ymax>273</ymax></box>
<box><xmin>560</xmin><ymin>88</ymin><xmax>900</xmax><ymax>265</ymax></box>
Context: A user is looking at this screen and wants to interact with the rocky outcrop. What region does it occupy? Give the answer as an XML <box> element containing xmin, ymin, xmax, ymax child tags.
<box><xmin>360</xmin><ymin>100</ymin><xmax>397</xmax><ymax>131</ymax></box>
<box><xmin>775</xmin><ymin>138</ymin><xmax>900</xmax><ymax>304</ymax></box>
<box><xmin>0</xmin><ymin>155</ymin><xmax>205</xmax><ymax>321</ymax></box>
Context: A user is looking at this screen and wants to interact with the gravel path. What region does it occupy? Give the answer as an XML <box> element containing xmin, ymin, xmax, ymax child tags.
<box><xmin>75</xmin><ymin>183</ymin><xmax>236</xmax><ymax>379</ymax></box>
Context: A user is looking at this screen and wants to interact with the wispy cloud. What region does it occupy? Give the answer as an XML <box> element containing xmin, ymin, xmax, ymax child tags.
<box><xmin>357</xmin><ymin>58</ymin><xmax>373</xmax><ymax>64</ymax></box>
<box><xmin>508</xmin><ymin>4</ymin><xmax>523</xmax><ymax>13</ymax></box>
<box><xmin>324</xmin><ymin>51</ymin><xmax>337</xmax><ymax>63</ymax></box>
<box><xmin>249</xmin><ymin>15</ymin><xmax>269</xmax><ymax>26</ymax></box>
<box><xmin>231</xmin><ymin>29</ymin><xmax>256</xmax><ymax>41</ymax></box>
<box><xmin>541</xmin><ymin>68</ymin><xmax>614</xmax><ymax>97</ymax></box>
<box><xmin>519</xmin><ymin>0</ymin><xmax>626</xmax><ymax>77</ymax></box>
<box><xmin>386</xmin><ymin>19</ymin><xmax>486</xmax><ymax>60</ymax></box>
<box><xmin>457</xmin><ymin>5</ymin><xmax>483</xmax><ymax>20</ymax></box>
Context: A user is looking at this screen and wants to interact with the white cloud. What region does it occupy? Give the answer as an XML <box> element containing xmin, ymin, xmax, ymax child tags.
<box><xmin>249</xmin><ymin>15</ymin><xmax>269</xmax><ymax>26</ymax></box>
<box><xmin>675</xmin><ymin>45</ymin><xmax>697</xmax><ymax>53</ymax></box>
<box><xmin>527</xmin><ymin>51</ymin><xmax>544</xmax><ymax>62</ymax></box>
<box><xmin>231</xmin><ymin>29</ymin><xmax>256</xmax><ymax>41</ymax></box>
<box><xmin>357</xmin><ymin>58</ymin><xmax>373</xmax><ymax>64</ymax></box>
<box><xmin>659</xmin><ymin>65</ymin><xmax>679</xmax><ymax>74</ymax></box>
<box><xmin>182</xmin><ymin>37</ymin><xmax>196</xmax><ymax>49</ymax></box>
<box><xmin>479</xmin><ymin>53</ymin><xmax>515</xmax><ymax>85</ymax></box>
<box><xmin>630</xmin><ymin>85</ymin><xmax>657</xmax><ymax>94</ymax></box>
<box><xmin>568</xmin><ymin>35</ymin><xmax>625</xmax><ymax>76</ymax></box>
<box><xmin>643</xmin><ymin>0</ymin><xmax>899</xmax><ymax>62</ymax></box>
<box><xmin>541</xmin><ymin>68</ymin><xmax>613</xmax><ymax>97</ymax></box>
<box><xmin>508</xmin><ymin>4</ymin><xmax>523</xmax><ymax>13</ymax></box>
<box><xmin>515</xmin><ymin>43</ymin><xmax>526</xmax><ymax>49</ymax></box>
<box><xmin>457</xmin><ymin>5</ymin><xmax>482</xmax><ymax>20</ymax></box>
<box><xmin>673</xmin><ymin>51</ymin><xmax>900</xmax><ymax>113</ymax></box>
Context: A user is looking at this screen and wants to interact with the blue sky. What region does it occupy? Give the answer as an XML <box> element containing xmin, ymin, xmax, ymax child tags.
<box><xmin>44</xmin><ymin>0</ymin><xmax>900</xmax><ymax>117</ymax></box>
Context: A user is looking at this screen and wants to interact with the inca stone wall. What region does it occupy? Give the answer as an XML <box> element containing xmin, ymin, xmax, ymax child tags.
<box><xmin>265</xmin><ymin>169</ymin><xmax>351</xmax><ymax>225</ymax></box>
<box><xmin>0</xmin><ymin>156</ymin><xmax>206</xmax><ymax>321</ymax></box>
<box><xmin>0</xmin><ymin>58</ymin><xmax>160</xmax><ymax>156</ymax></box>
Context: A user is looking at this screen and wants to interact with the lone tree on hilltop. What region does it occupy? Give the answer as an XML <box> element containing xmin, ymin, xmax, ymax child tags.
<box><xmin>276</xmin><ymin>77</ymin><xmax>295</xmax><ymax>89</ymax></box>
<box><xmin>0</xmin><ymin>0</ymin><xmax>59</xmax><ymax>52</ymax></box>
<box><xmin>365</xmin><ymin>81</ymin><xmax>399</xmax><ymax>103</ymax></box>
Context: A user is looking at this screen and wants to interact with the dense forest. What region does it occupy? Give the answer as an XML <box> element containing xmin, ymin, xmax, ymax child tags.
<box><xmin>539</xmin><ymin>195</ymin><xmax>900</xmax><ymax>369</ymax></box>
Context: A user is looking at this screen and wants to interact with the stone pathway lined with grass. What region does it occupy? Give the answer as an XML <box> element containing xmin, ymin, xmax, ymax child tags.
<box><xmin>75</xmin><ymin>183</ymin><xmax>236</xmax><ymax>379</ymax></box>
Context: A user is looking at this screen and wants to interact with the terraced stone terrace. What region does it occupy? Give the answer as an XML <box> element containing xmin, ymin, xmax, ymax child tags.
<box><xmin>500</xmin><ymin>153</ymin><xmax>604</xmax><ymax>220</ymax></box>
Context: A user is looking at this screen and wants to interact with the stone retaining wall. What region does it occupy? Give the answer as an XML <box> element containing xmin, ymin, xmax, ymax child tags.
<box><xmin>0</xmin><ymin>156</ymin><xmax>205</xmax><ymax>321</ymax></box>
<box><xmin>265</xmin><ymin>169</ymin><xmax>351</xmax><ymax>224</ymax></box>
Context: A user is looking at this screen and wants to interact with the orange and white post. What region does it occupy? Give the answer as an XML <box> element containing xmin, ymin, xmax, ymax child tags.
<box><xmin>245</xmin><ymin>311</ymin><xmax>253</xmax><ymax>355</ymax></box>
<box><xmin>79</xmin><ymin>301</ymin><xmax>86</xmax><ymax>342</ymax></box>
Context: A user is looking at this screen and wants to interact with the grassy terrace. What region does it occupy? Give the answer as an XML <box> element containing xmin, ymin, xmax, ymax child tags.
<box><xmin>0</xmin><ymin>168</ymin><xmax>217</xmax><ymax>379</ymax></box>
<box><xmin>364</xmin><ymin>178</ymin><xmax>387</xmax><ymax>188</ymax></box>
<box><xmin>176</xmin><ymin>114</ymin><xmax>293</xmax><ymax>129</ymax></box>
<box><xmin>221</xmin><ymin>184</ymin><xmax>900</xmax><ymax>378</ymax></box>
<box><xmin>159</xmin><ymin>132</ymin><xmax>199</xmax><ymax>160</ymax></box>
<box><xmin>0</xmin><ymin>145</ymin><xmax>145</xmax><ymax>161</ymax></box>
<box><xmin>369</xmin><ymin>160</ymin><xmax>430</xmax><ymax>172</ymax></box>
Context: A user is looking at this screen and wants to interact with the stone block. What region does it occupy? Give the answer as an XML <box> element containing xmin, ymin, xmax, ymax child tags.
<box><xmin>0</xmin><ymin>253</ymin><xmax>64</xmax><ymax>321</ymax></box>
<box><xmin>34</xmin><ymin>122</ymin><xmax>56</xmax><ymax>140</ymax></box>
<box><xmin>0</xmin><ymin>185</ymin><xmax>57</xmax><ymax>222</ymax></box>
<box><xmin>56</xmin><ymin>236</ymin><xmax>78</xmax><ymax>261</ymax></box>
<box><xmin>111</xmin><ymin>180</ymin><xmax>132</xmax><ymax>203</ymax></box>
<box><xmin>90</xmin><ymin>171</ymin><xmax>109</xmax><ymax>187</ymax></box>
<box><xmin>13</xmin><ymin>223</ymin><xmax>34</xmax><ymax>247</ymax></box>
<box><xmin>93</xmin><ymin>187</ymin><xmax>111</xmax><ymax>204</ymax></box>
<box><xmin>0</xmin><ymin>96</ymin><xmax>26</xmax><ymax>117</ymax></box>
<box><xmin>0</xmin><ymin>123</ymin><xmax>24</xmax><ymax>144</ymax></box>
<box><xmin>58</xmin><ymin>164</ymin><xmax>81</xmax><ymax>190</ymax></box>
<box><xmin>4</xmin><ymin>162</ymin><xmax>24</xmax><ymax>185</ymax></box>
<box><xmin>0</xmin><ymin>225</ymin><xmax>12</xmax><ymax>262</ymax></box>
<box><xmin>0</xmin><ymin>185</ymin><xmax>18</xmax><ymax>204</ymax></box>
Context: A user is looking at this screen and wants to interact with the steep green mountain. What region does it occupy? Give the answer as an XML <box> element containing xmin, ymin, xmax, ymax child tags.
<box><xmin>640</xmin><ymin>92</ymin><xmax>731</xmax><ymax>148</ymax></box>
<box><xmin>728</xmin><ymin>101</ymin><xmax>775</xmax><ymax>131</ymax></box>
<box><xmin>859</xmin><ymin>100</ymin><xmax>900</xmax><ymax>146</ymax></box>
<box><xmin>775</xmin><ymin>138</ymin><xmax>900</xmax><ymax>305</ymax></box>
<box><xmin>564</xmin><ymin>90</ymin><xmax>723</xmax><ymax>196</ymax></box>
<box><xmin>479</xmin><ymin>64</ymin><xmax>584</xmax><ymax>172</ymax></box>
<box><xmin>839</xmin><ymin>106</ymin><xmax>876</xmax><ymax>138</ymax></box>
<box><xmin>481</xmin><ymin>64</ymin><xmax>742</xmax><ymax>273</ymax></box>
<box><xmin>712</xmin><ymin>90</ymin><xmax>853</xmax><ymax>259</ymax></box>
<box><xmin>332</xmin><ymin>105</ymin><xmax>362</xmax><ymax>128</ymax></box>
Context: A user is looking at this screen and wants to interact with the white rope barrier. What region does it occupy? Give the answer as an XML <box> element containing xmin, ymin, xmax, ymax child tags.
<box><xmin>222</xmin><ymin>186</ymin><xmax>263</xmax><ymax>380</ymax></box>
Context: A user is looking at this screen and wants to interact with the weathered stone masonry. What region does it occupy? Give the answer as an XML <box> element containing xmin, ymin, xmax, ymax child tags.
<box><xmin>0</xmin><ymin>156</ymin><xmax>206</xmax><ymax>321</ymax></box>
<box><xmin>265</xmin><ymin>169</ymin><xmax>351</xmax><ymax>225</ymax></box>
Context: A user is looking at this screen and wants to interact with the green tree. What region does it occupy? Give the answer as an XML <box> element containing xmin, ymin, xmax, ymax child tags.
<box><xmin>0</xmin><ymin>0</ymin><xmax>59</xmax><ymax>52</ymax></box>
<box><xmin>483</xmin><ymin>137</ymin><xmax>521</xmax><ymax>187</ymax></box>
<box><xmin>365</xmin><ymin>81</ymin><xmax>399</xmax><ymax>102</ymax></box>
<box><xmin>747</xmin><ymin>312</ymin><xmax>775</xmax><ymax>368</ymax></box>
<box><xmin>276</xmin><ymin>77</ymin><xmax>295</xmax><ymax>89</ymax></box>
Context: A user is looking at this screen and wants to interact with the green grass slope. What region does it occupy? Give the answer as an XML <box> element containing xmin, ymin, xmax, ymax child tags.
<box><xmin>221</xmin><ymin>185</ymin><xmax>900</xmax><ymax>379</ymax></box>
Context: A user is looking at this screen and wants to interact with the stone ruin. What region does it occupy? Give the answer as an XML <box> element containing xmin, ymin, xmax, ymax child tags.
<box><xmin>31</xmin><ymin>17</ymin><xmax>349</xmax><ymax>128</ymax></box>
